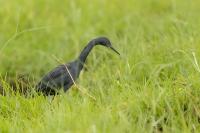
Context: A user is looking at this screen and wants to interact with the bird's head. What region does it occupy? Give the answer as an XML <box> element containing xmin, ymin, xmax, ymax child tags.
<box><xmin>94</xmin><ymin>37</ymin><xmax>120</xmax><ymax>55</ymax></box>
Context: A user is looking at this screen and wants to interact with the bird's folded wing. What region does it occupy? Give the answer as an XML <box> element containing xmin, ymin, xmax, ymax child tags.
<box><xmin>40</xmin><ymin>64</ymin><xmax>71</xmax><ymax>87</ymax></box>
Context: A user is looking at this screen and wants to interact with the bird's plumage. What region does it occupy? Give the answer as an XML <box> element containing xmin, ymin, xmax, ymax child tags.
<box><xmin>36</xmin><ymin>61</ymin><xmax>80</xmax><ymax>95</ymax></box>
<box><xmin>36</xmin><ymin>37</ymin><xmax>120</xmax><ymax>95</ymax></box>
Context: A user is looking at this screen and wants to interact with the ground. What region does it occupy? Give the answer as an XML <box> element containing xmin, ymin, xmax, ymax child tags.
<box><xmin>0</xmin><ymin>0</ymin><xmax>200</xmax><ymax>132</ymax></box>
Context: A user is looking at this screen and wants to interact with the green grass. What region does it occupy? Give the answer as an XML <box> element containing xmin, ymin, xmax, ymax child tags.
<box><xmin>1</xmin><ymin>0</ymin><xmax>200</xmax><ymax>132</ymax></box>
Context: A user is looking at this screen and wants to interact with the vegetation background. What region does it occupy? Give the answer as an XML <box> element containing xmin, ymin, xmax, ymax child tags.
<box><xmin>0</xmin><ymin>0</ymin><xmax>200</xmax><ymax>132</ymax></box>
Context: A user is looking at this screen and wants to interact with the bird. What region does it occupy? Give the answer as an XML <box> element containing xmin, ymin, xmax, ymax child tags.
<box><xmin>36</xmin><ymin>37</ymin><xmax>120</xmax><ymax>95</ymax></box>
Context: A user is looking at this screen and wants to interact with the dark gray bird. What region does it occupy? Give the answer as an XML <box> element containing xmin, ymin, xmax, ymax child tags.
<box><xmin>36</xmin><ymin>37</ymin><xmax>120</xmax><ymax>95</ymax></box>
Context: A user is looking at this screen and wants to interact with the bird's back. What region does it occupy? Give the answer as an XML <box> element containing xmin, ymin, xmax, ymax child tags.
<box><xmin>36</xmin><ymin>62</ymin><xmax>77</xmax><ymax>95</ymax></box>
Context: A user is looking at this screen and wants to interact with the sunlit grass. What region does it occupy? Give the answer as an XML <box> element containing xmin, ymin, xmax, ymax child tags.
<box><xmin>0</xmin><ymin>0</ymin><xmax>200</xmax><ymax>132</ymax></box>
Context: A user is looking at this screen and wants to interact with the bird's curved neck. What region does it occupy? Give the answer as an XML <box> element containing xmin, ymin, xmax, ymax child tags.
<box><xmin>78</xmin><ymin>40</ymin><xmax>96</xmax><ymax>68</ymax></box>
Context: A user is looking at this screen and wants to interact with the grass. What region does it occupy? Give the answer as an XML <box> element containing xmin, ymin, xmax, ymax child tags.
<box><xmin>0</xmin><ymin>0</ymin><xmax>200</xmax><ymax>132</ymax></box>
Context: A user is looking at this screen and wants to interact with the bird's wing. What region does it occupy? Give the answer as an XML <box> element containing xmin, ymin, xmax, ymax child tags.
<box><xmin>48</xmin><ymin>65</ymin><xmax>69</xmax><ymax>79</ymax></box>
<box><xmin>38</xmin><ymin>64</ymin><xmax>72</xmax><ymax>89</ymax></box>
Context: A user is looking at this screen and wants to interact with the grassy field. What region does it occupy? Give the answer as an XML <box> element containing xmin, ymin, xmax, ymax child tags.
<box><xmin>1</xmin><ymin>0</ymin><xmax>200</xmax><ymax>132</ymax></box>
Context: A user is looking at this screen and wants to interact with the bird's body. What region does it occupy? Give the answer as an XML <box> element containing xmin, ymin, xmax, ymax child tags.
<box><xmin>36</xmin><ymin>37</ymin><xmax>120</xmax><ymax>95</ymax></box>
<box><xmin>36</xmin><ymin>61</ymin><xmax>78</xmax><ymax>95</ymax></box>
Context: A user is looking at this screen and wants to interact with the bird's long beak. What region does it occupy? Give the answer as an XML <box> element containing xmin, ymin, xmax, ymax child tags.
<box><xmin>110</xmin><ymin>46</ymin><xmax>120</xmax><ymax>55</ymax></box>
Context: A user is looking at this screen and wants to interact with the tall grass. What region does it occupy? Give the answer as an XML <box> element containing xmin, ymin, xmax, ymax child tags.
<box><xmin>0</xmin><ymin>0</ymin><xmax>200</xmax><ymax>132</ymax></box>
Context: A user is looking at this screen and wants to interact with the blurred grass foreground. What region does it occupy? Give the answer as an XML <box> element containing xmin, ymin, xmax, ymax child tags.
<box><xmin>1</xmin><ymin>0</ymin><xmax>200</xmax><ymax>132</ymax></box>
